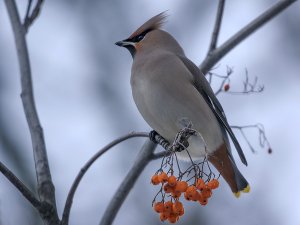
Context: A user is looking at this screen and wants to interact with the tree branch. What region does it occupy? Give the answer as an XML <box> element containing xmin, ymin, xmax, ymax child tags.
<box><xmin>0</xmin><ymin>161</ymin><xmax>41</xmax><ymax>210</ymax></box>
<box><xmin>99</xmin><ymin>139</ymin><xmax>156</xmax><ymax>225</ymax></box>
<box><xmin>24</xmin><ymin>0</ymin><xmax>44</xmax><ymax>32</ymax></box>
<box><xmin>4</xmin><ymin>0</ymin><xmax>58</xmax><ymax>224</ymax></box>
<box><xmin>61</xmin><ymin>132</ymin><xmax>148</xmax><ymax>225</ymax></box>
<box><xmin>200</xmin><ymin>0</ymin><xmax>297</xmax><ymax>74</ymax></box>
<box><xmin>231</xmin><ymin>124</ymin><xmax>271</xmax><ymax>154</ymax></box>
<box><xmin>207</xmin><ymin>0</ymin><xmax>225</xmax><ymax>53</ymax></box>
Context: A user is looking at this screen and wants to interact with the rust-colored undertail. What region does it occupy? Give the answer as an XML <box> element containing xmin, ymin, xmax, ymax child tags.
<box><xmin>208</xmin><ymin>142</ymin><xmax>239</xmax><ymax>193</ymax></box>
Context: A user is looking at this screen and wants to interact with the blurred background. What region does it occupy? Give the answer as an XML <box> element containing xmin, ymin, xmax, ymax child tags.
<box><xmin>0</xmin><ymin>0</ymin><xmax>299</xmax><ymax>224</ymax></box>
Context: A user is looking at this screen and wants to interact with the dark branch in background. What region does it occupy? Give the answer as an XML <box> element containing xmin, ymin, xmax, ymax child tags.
<box><xmin>200</xmin><ymin>0</ymin><xmax>297</xmax><ymax>74</ymax></box>
<box><xmin>100</xmin><ymin>140</ymin><xmax>156</xmax><ymax>225</ymax></box>
<box><xmin>24</xmin><ymin>0</ymin><xmax>44</xmax><ymax>32</ymax></box>
<box><xmin>4</xmin><ymin>0</ymin><xmax>58</xmax><ymax>224</ymax></box>
<box><xmin>231</xmin><ymin>124</ymin><xmax>272</xmax><ymax>154</ymax></box>
<box><xmin>207</xmin><ymin>0</ymin><xmax>225</xmax><ymax>53</ymax></box>
<box><xmin>0</xmin><ymin>161</ymin><xmax>41</xmax><ymax>210</ymax></box>
<box><xmin>61</xmin><ymin>132</ymin><xmax>148</xmax><ymax>225</ymax></box>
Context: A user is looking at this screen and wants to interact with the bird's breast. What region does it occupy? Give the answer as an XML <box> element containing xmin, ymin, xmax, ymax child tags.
<box><xmin>131</xmin><ymin>54</ymin><xmax>223</xmax><ymax>160</ymax></box>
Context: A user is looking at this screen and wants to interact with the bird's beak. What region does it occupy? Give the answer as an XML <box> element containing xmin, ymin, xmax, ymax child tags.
<box><xmin>115</xmin><ymin>40</ymin><xmax>135</xmax><ymax>47</ymax></box>
<box><xmin>115</xmin><ymin>41</ymin><xmax>124</xmax><ymax>46</ymax></box>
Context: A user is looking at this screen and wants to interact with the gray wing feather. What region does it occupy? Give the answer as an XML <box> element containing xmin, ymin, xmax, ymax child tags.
<box><xmin>178</xmin><ymin>55</ymin><xmax>248</xmax><ymax>166</ymax></box>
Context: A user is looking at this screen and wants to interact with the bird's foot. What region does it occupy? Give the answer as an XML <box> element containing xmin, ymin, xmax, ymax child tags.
<box><xmin>149</xmin><ymin>130</ymin><xmax>171</xmax><ymax>150</ymax></box>
<box><xmin>177</xmin><ymin>139</ymin><xmax>189</xmax><ymax>152</ymax></box>
<box><xmin>149</xmin><ymin>130</ymin><xmax>159</xmax><ymax>143</ymax></box>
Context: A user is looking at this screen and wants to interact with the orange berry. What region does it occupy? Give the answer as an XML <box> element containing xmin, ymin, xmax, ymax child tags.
<box><xmin>172</xmin><ymin>201</ymin><xmax>183</xmax><ymax>214</ymax></box>
<box><xmin>160</xmin><ymin>212</ymin><xmax>170</xmax><ymax>221</ymax></box>
<box><xmin>158</xmin><ymin>172</ymin><xmax>168</xmax><ymax>183</ymax></box>
<box><xmin>163</xmin><ymin>183</ymin><xmax>174</xmax><ymax>193</ymax></box>
<box><xmin>174</xmin><ymin>181</ymin><xmax>188</xmax><ymax>192</ymax></box>
<box><xmin>207</xmin><ymin>179</ymin><xmax>219</xmax><ymax>189</ymax></box>
<box><xmin>198</xmin><ymin>193</ymin><xmax>208</xmax><ymax>205</ymax></box>
<box><xmin>201</xmin><ymin>186</ymin><xmax>212</xmax><ymax>199</ymax></box>
<box><xmin>153</xmin><ymin>202</ymin><xmax>165</xmax><ymax>213</ymax></box>
<box><xmin>178</xmin><ymin>207</ymin><xmax>184</xmax><ymax>216</ymax></box>
<box><xmin>198</xmin><ymin>197</ymin><xmax>208</xmax><ymax>206</ymax></box>
<box><xmin>164</xmin><ymin>201</ymin><xmax>173</xmax><ymax>213</ymax></box>
<box><xmin>186</xmin><ymin>185</ymin><xmax>198</xmax><ymax>199</ymax></box>
<box><xmin>171</xmin><ymin>190</ymin><xmax>182</xmax><ymax>198</ymax></box>
<box><xmin>168</xmin><ymin>213</ymin><xmax>179</xmax><ymax>223</ymax></box>
<box><xmin>184</xmin><ymin>192</ymin><xmax>191</xmax><ymax>201</ymax></box>
<box><xmin>198</xmin><ymin>192</ymin><xmax>204</xmax><ymax>201</ymax></box>
<box><xmin>196</xmin><ymin>178</ymin><xmax>206</xmax><ymax>191</ymax></box>
<box><xmin>224</xmin><ymin>83</ymin><xmax>230</xmax><ymax>91</ymax></box>
<box><xmin>168</xmin><ymin>175</ymin><xmax>177</xmax><ymax>187</ymax></box>
<box><xmin>186</xmin><ymin>185</ymin><xmax>197</xmax><ymax>194</ymax></box>
<box><xmin>191</xmin><ymin>190</ymin><xmax>200</xmax><ymax>201</ymax></box>
<box><xmin>151</xmin><ymin>174</ymin><xmax>160</xmax><ymax>185</ymax></box>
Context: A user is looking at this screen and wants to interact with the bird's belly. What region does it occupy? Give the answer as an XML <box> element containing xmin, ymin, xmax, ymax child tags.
<box><xmin>132</xmin><ymin>77</ymin><xmax>223</xmax><ymax>160</ymax></box>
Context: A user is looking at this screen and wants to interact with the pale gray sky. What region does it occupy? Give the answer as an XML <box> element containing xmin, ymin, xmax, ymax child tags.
<box><xmin>0</xmin><ymin>1</ymin><xmax>299</xmax><ymax>225</ymax></box>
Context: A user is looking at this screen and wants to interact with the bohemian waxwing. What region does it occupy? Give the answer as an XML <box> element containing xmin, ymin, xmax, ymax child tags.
<box><xmin>115</xmin><ymin>12</ymin><xmax>250</xmax><ymax>196</ymax></box>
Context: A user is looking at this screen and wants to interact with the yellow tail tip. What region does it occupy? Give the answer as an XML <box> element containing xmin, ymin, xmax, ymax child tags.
<box><xmin>234</xmin><ymin>192</ymin><xmax>241</xmax><ymax>198</ymax></box>
<box><xmin>234</xmin><ymin>185</ymin><xmax>250</xmax><ymax>198</ymax></box>
<box><xmin>242</xmin><ymin>185</ymin><xmax>251</xmax><ymax>193</ymax></box>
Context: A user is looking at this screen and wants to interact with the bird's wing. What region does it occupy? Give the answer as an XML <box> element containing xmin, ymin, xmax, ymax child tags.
<box><xmin>178</xmin><ymin>55</ymin><xmax>248</xmax><ymax>166</ymax></box>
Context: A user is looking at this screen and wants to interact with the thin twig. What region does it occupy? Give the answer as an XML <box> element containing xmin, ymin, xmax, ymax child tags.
<box><xmin>4</xmin><ymin>0</ymin><xmax>59</xmax><ymax>224</ymax></box>
<box><xmin>24</xmin><ymin>0</ymin><xmax>44</xmax><ymax>32</ymax></box>
<box><xmin>0</xmin><ymin>161</ymin><xmax>41</xmax><ymax>210</ymax></box>
<box><xmin>61</xmin><ymin>132</ymin><xmax>149</xmax><ymax>225</ymax></box>
<box><xmin>208</xmin><ymin>0</ymin><xmax>225</xmax><ymax>53</ymax></box>
<box><xmin>211</xmin><ymin>67</ymin><xmax>264</xmax><ymax>95</ymax></box>
<box><xmin>200</xmin><ymin>0</ymin><xmax>297</xmax><ymax>74</ymax></box>
<box><xmin>99</xmin><ymin>139</ymin><xmax>156</xmax><ymax>225</ymax></box>
<box><xmin>213</xmin><ymin>66</ymin><xmax>233</xmax><ymax>96</ymax></box>
<box><xmin>231</xmin><ymin>124</ymin><xmax>271</xmax><ymax>153</ymax></box>
<box><xmin>24</xmin><ymin>0</ymin><xmax>33</xmax><ymax>23</ymax></box>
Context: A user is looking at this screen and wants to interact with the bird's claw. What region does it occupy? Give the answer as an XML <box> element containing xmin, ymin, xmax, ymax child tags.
<box><xmin>149</xmin><ymin>130</ymin><xmax>159</xmax><ymax>143</ymax></box>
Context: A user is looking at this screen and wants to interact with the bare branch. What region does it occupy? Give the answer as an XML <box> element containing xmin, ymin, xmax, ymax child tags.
<box><xmin>211</xmin><ymin>67</ymin><xmax>264</xmax><ymax>96</ymax></box>
<box><xmin>212</xmin><ymin>66</ymin><xmax>233</xmax><ymax>96</ymax></box>
<box><xmin>231</xmin><ymin>124</ymin><xmax>272</xmax><ymax>154</ymax></box>
<box><xmin>99</xmin><ymin>139</ymin><xmax>156</xmax><ymax>225</ymax></box>
<box><xmin>207</xmin><ymin>0</ymin><xmax>225</xmax><ymax>53</ymax></box>
<box><xmin>200</xmin><ymin>0</ymin><xmax>297</xmax><ymax>74</ymax></box>
<box><xmin>151</xmin><ymin>151</ymin><xmax>168</xmax><ymax>160</ymax></box>
<box><xmin>228</xmin><ymin>74</ymin><xmax>264</xmax><ymax>95</ymax></box>
<box><xmin>24</xmin><ymin>0</ymin><xmax>44</xmax><ymax>32</ymax></box>
<box><xmin>4</xmin><ymin>0</ymin><xmax>58</xmax><ymax>223</ymax></box>
<box><xmin>24</xmin><ymin>0</ymin><xmax>33</xmax><ymax>24</ymax></box>
<box><xmin>0</xmin><ymin>161</ymin><xmax>41</xmax><ymax>210</ymax></box>
<box><xmin>61</xmin><ymin>132</ymin><xmax>148</xmax><ymax>225</ymax></box>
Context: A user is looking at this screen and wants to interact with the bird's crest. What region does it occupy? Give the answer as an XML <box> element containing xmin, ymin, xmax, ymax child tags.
<box><xmin>128</xmin><ymin>11</ymin><xmax>168</xmax><ymax>39</ymax></box>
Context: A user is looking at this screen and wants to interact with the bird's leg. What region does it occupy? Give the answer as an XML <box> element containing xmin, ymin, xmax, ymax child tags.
<box><xmin>149</xmin><ymin>130</ymin><xmax>159</xmax><ymax>143</ymax></box>
<box><xmin>174</xmin><ymin>117</ymin><xmax>196</xmax><ymax>152</ymax></box>
<box><xmin>149</xmin><ymin>130</ymin><xmax>171</xmax><ymax>150</ymax></box>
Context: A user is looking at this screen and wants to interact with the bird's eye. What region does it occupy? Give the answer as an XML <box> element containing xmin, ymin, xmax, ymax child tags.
<box><xmin>136</xmin><ymin>34</ymin><xmax>144</xmax><ymax>42</ymax></box>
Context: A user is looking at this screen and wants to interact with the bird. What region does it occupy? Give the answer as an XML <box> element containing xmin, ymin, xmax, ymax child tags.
<box><xmin>115</xmin><ymin>12</ymin><xmax>250</xmax><ymax>197</ymax></box>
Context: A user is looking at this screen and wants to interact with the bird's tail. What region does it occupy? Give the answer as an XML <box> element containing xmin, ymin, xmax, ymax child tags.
<box><xmin>231</xmin><ymin>157</ymin><xmax>250</xmax><ymax>197</ymax></box>
<box><xmin>208</xmin><ymin>143</ymin><xmax>250</xmax><ymax>197</ymax></box>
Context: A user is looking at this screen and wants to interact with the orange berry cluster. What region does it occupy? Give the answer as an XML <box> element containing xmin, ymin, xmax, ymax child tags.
<box><xmin>153</xmin><ymin>201</ymin><xmax>184</xmax><ymax>223</ymax></box>
<box><xmin>151</xmin><ymin>171</ymin><xmax>219</xmax><ymax>223</ymax></box>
